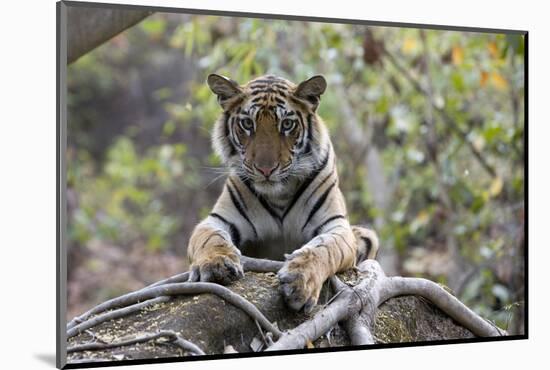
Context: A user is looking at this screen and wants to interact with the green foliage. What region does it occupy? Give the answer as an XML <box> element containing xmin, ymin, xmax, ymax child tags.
<box><xmin>68</xmin><ymin>138</ymin><xmax>187</xmax><ymax>251</ymax></box>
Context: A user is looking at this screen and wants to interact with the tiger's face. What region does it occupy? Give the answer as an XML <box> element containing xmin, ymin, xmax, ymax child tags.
<box><xmin>208</xmin><ymin>74</ymin><xmax>328</xmax><ymax>196</ymax></box>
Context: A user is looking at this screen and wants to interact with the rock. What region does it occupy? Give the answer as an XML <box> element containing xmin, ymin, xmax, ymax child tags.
<box><xmin>67</xmin><ymin>271</ymin><xmax>473</xmax><ymax>364</ymax></box>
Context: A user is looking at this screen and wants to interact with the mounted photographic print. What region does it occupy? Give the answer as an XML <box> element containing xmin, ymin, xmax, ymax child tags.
<box><xmin>56</xmin><ymin>1</ymin><xmax>527</xmax><ymax>368</ymax></box>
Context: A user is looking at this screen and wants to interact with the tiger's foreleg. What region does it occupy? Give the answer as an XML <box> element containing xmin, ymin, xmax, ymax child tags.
<box><xmin>278</xmin><ymin>221</ymin><xmax>357</xmax><ymax>312</ymax></box>
<box><xmin>187</xmin><ymin>217</ymin><xmax>244</xmax><ymax>284</ymax></box>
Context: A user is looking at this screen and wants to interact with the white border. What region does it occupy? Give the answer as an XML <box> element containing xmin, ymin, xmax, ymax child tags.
<box><xmin>2</xmin><ymin>0</ymin><xmax>546</xmax><ymax>369</ymax></box>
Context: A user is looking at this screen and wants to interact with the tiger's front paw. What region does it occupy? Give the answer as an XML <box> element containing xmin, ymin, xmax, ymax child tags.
<box><xmin>277</xmin><ymin>249</ymin><xmax>324</xmax><ymax>313</ymax></box>
<box><xmin>189</xmin><ymin>249</ymin><xmax>244</xmax><ymax>285</ymax></box>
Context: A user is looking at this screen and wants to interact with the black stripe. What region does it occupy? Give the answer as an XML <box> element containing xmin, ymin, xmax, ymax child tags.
<box><xmin>209</xmin><ymin>213</ymin><xmax>241</xmax><ymax>247</ymax></box>
<box><xmin>224</xmin><ymin>113</ymin><xmax>237</xmax><ymax>156</ymax></box>
<box><xmin>312</xmin><ymin>215</ymin><xmax>345</xmax><ymax>237</ymax></box>
<box><xmin>334</xmin><ymin>233</ymin><xmax>355</xmax><ymax>255</ymax></box>
<box><xmin>295</xmin><ymin>112</ymin><xmax>306</xmax><ymax>149</ymax></box>
<box><xmin>334</xmin><ymin>239</ymin><xmax>344</xmax><ymax>265</ymax></box>
<box><xmin>228</xmin><ymin>178</ymin><xmax>247</xmax><ymax>210</ymax></box>
<box><xmin>289</xmin><ymin>95</ymin><xmax>306</xmax><ymax>106</ymax></box>
<box><xmin>280</xmin><ymin>162</ymin><xmax>292</xmax><ymax>171</ymax></box>
<box><xmin>223</xmin><ymin>112</ymin><xmax>230</xmax><ymax>137</ymax></box>
<box><xmin>282</xmin><ymin>151</ymin><xmax>330</xmax><ymax>219</ymax></box>
<box><xmin>231</xmin><ymin>117</ymin><xmax>244</xmax><ymax>148</ymax></box>
<box><xmin>250</xmin><ymin>78</ymin><xmax>276</xmax><ymax>84</ymax></box>
<box><xmin>227</xmin><ymin>183</ymin><xmax>258</xmax><ymax>238</ymax></box>
<box><xmin>271</xmin><ymin>204</ymin><xmax>285</xmax><ymax>211</ymax></box>
<box><xmin>251</xmin><ymin>88</ymin><xmax>276</xmax><ymax>95</ymax></box>
<box><xmin>304</xmin><ymin>114</ymin><xmax>313</xmax><ymax>154</ymax></box>
<box><xmin>360</xmin><ymin>236</ymin><xmax>373</xmax><ymax>258</ymax></box>
<box><xmin>272</xmin><ymin>83</ymin><xmax>289</xmax><ymax>90</ymax></box>
<box><xmin>199</xmin><ymin>232</ymin><xmax>224</xmax><ymax>250</ymax></box>
<box><xmin>305</xmin><ymin>170</ymin><xmax>334</xmax><ymax>205</ymax></box>
<box><xmin>274</xmin><ymin>96</ymin><xmax>285</xmax><ymax>105</ymax></box>
<box><xmin>238</xmin><ymin>176</ymin><xmax>283</xmax><ymax>224</ymax></box>
<box><xmin>248</xmin><ymin>80</ymin><xmax>271</xmax><ymax>89</ymax></box>
<box><xmin>296</xmin><ymin>111</ymin><xmax>304</xmax><ymax>125</ymax></box>
<box><xmin>322</xmin><ymin>224</ymin><xmax>346</xmax><ymax>234</ymax></box>
<box><xmin>301</xmin><ymin>180</ymin><xmax>337</xmax><ymax>231</ymax></box>
<box><xmin>327</xmin><ymin>234</ymin><xmax>344</xmax><ymax>266</ymax></box>
<box><xmin>307</xmin><ymin>114</ymin><xmax>313</xmax><ymax>142</ymax></box>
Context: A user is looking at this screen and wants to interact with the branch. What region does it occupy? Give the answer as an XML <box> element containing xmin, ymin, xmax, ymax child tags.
<box><xmin>344</xmin><ymin>315</ymin><xmax>375</xmax><ymax>345</ymax></box>
<box><xmin>67</xmin><ymin>5</ymin><xmax>152</xmax><ymax>64</ymax></box>
<box><xmin>241</xmin><ymin>256</ymin><xmax>283</xmax><ymax>272</ymax></box>
<box><xmin>67</xmin><ymin>330</ymin><xmax>205</xmax><ymax>356</ymax></box>
<box><xmin>266</xmin><ymin>287</ymin><xmax>354</xmax><ymax>351</ymax></box>
<box><xmin>331</xmin><ymin>276</ymin><xmax>376</xmax><ymax>345</ymax></box>
<box><xmin>68</xmin><ymin>281</ymin><xmax>282</xmax><ymax>339</ymax></box>
<box><xmin>379</xmin><ymin>276</ymin><xmax>506</xmax><ymax>337</ymax></box>
<box><xmin>267</xmin><ymin>262</ymin><xmax>383</xmax><ymax>351</ymax></box>
<box><xmin>268</xmin><ymin>260</ymin><xmax>505</xmax><ymax>351</ymax></box>
<box><xmin>67</xmin><ymin>296</ymin><xmax>171</xmax><ymax>338</ymax></box>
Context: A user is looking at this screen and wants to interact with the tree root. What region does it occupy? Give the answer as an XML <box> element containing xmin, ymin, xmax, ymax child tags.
<box><xmin>67</xmin><ymin>330</ymin><xmax>205</xmax><ymax>356</ymax></box>
<box><xmin>67</xmin><ymin>257</ymin><xmax>506</xmax><ymax>356</ymax></box>
<box><xmin>67</xmin><ymin>256</ymin><xmax>283</xmax><ymax>338</ymax></box>
<box><xmin>68</xmin><ymin>281</ymin><xmax>282</xmax><ymax>339</ymax></box>
<box><xmin>267</xmin><ymin>260</ymin><xmax>506</xmax><ymax>351</ymax></box>
<box><xmin>67</xmin><ymin>296</ymin><xmax>172</xmax><ymax>338</ymax></box>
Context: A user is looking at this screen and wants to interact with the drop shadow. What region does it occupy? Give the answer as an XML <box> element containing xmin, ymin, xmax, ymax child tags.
<box><xmin>34</xmin><ymin>353</ymin><xmax>57</xmax><ymax>367</ymax></box>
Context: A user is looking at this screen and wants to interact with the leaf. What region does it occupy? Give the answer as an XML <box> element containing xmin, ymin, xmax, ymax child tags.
<box><xmin>410</xmin><ymin>210</ymin><xmax>430</xmax><ymax>233</ymax></box>
<box><xmin>140</xmin><ymin>18</ymin><xmax>166</xmax><ymax>38</ymax></box>
<box><xmin>489</xmin><ymin>177</ymin><xmax>503</xmax><ymax>197</ymax></box>
<box><xmin>402</xmin><ymin>37</ymin><xmax>417</xmax><ymax>54</ymax></box>
<box><xmin>482</xmin><ymin>125</ymin><xmax>503</xmax><ymax>144</ymax></box>
<box><xmin>451</xmin><ymin>72</ymin><xmax>465</xmax><ymax>92</ymax></box>
<box><xmin>452</xmin><ymin>45</ymin><xmax>464</xmax><ymax>65</ymax></box>
<box><xmin>487</xmin><ymin>41</ymin><xmax>499</xmax><ymax>58</ymax></box>
<box><xmin>480</xmin><ymin>70</ymin><xmax>489</xmax><ymax>87</ymax></box>
<box><xmin>491</xmin><ymin>72</ymin><xmax>509</xmax><ymax>90</ymax></box>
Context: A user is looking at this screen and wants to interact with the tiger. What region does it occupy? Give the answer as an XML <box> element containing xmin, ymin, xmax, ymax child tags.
<box><xmin>187</xmin><ymin>73</ymin><xmax>379</xmax><ymax>313</ymax></box>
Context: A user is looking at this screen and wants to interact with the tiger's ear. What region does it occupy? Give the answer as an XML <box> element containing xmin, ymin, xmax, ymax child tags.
<box><xmin>294</xmin><ymin>75</ymin><xmax>327</xmax><ymax>110</ymax></box>
<box><xmin>207</xmin><ymin>74</ymin><xmax>242</xmax><ymax>109</ymax></box>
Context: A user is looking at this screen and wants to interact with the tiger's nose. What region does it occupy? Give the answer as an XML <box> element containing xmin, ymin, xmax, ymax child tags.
<box><xmin>255</xmin><ymin>163</ymin><xmax>278</xmax><ymax>177</ymax></box>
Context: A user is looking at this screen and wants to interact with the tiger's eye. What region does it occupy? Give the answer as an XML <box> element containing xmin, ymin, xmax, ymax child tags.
<box><xmin>281</xmin><ymin>119</ymin><xmax>296</xmax><ymax>132</ymax></box>
<box><xmin>239</xmin><ymin>118</ymin><xmax>254</xmax><ymax>131</ymax></box>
